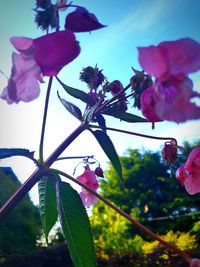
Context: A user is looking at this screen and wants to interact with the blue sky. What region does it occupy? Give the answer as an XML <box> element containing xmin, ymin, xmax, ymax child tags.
<box><xmin>0</xmin><ymin>0</ymin><xmax>200</xmax><ymax>204</ymax></box>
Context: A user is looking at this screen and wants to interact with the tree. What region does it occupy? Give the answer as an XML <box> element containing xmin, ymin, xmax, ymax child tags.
<box><xmin>0</xmin><ymin>167</ymin><xmax>41</xmax><ymax>255</ymax></box>
<box><xmin>95</xmin><ymin>145</ymin><xmax>200</xmax><ymax>235</ymax></box>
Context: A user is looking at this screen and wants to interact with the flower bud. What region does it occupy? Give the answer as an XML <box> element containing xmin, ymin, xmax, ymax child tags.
<box><xmin>190</xmin><ymin>259</ymin><xmax>200</xmax><ymax>267</ymax></box>
<box><xmin>109</xmin><ymin>80</ymin><xmax>123</xmax><ymax>95</ymax></box>
<box><xmin>95</xmin><ymin>167</ymin><xmax>104</xmax><ymax>178</ymax></box>
<box><xmin>162</xmin><ymin>141</ymin><xmax>177</xmax><ymax>163</ymax></box>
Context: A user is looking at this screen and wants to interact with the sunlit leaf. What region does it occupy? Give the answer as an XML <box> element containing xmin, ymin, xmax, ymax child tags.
<box><xmin>57</xmin><ymin>181</ymin><xmax>97</xmax><ymax>267</ymax></box>
<box><xmin>92</xmin><ymin>130</ymin><xmax>122</xmax><ymax>180</ymax></box>
<box><xmin>38</xmin><ymin>175</ymin><xmax>58</xmax><ymax>243</ymax></box>
<box><xmin>56</xmin><ymin>77</ymin><xmax>95</xmax><ymax>106</ymax></box>
<box><xmin>57</xmin><ymin>91</ymin><xmax>82</xmax><ymax>120</ymax></box>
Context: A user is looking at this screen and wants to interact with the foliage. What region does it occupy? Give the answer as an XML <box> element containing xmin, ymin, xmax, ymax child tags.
<box><xmin>98</xmin><ymin>147</ymin><xmax>200</xmax><ymax>234</ymax></box>
<box><xmin>0</xmin><ymin>168</ymin><xmax>41</xmax><ymax>255</ymax></box>
<box><xmin>90</xmin><ymin>201</ymin><xmax>143</xmax><ymax>259</ymax></box>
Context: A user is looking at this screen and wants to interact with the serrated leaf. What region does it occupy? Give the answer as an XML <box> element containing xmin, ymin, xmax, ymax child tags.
<box><xmin>38</xmin><ymin>175</ymin><xmax>58</xmax><ymax>243</ymax></box>
<box><xmin>104</xmin><ymin>110</ymin><xmax>147</xmax><ymax>123</ymax></box>
<box><xmin>92</xmin><ymin>130</ymin><xmax>122</xmax><ymax>180</ymax></box>
<box><xmin>57</xmin><ymin>92</ymin><xmax>82</xmax><ymax>120</ymax></box>
<box><xmin>57</xmin><ymin>181</ymin><xmax>97</xmax><ymax>267</ymax></box>
<box><xmin>56</xmin><ymin>77</ymin><xmax>95</xmax><ymax>106</ymax></box>
<box><xmin>0</xmin><ymin>148</ymin><xmax>35</xmax><ymax>160</ymax></box>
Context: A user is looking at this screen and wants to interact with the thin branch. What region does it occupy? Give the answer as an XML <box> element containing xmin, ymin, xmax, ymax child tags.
<box><xmin>89</xmin><ymin>124</ymin><xmax>177</xmax><ymax>145</ymax></box>
<box><xmin>51</xmin><ymin>169</ymin><xmax>191</xmax><ymax>265</ymax></box>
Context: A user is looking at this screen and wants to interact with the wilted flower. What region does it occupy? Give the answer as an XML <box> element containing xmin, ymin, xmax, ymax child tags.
<box><xmin>162</xmin><ymin>141</ymin><xmax>177</xmax><ymax>163</ymax></box>
<box><xmin>80</xmin><ymin>66</ymin><xmax>105</xmax><ymax>89</ymax></box>
<box><xmin>65</xmin><ymin>7</ymin><xmax>106</xmax><ymax>32</ymax></box>
<box><xmin>76</xmin><ymin>170</ymin><xmax>99</xmax><ymax>207</ymax></box>
<box><xmin>176</xmin><ymin>147</ymin><xmax>200</xmax><ymax>195</ymax></box>
<box><xmin>1</xmin><ymin>31</ymin><xmax>80</xmax><ymax>103</ymax></box>
<box><xmin>138</xmin><ymin>38</ymin><xmax>200</xmax><ymax>123</ymax></box>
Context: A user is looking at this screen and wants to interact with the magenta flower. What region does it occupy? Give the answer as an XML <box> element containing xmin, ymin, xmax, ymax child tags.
<box><xmin>65</xmin><ymin>7</ymin><xmax>106</xmax><ymax>32</ymax></box>
<box><xmin>176</xmin><ymin>147</ymin><xmax>200</xmax><ymax>195</ymax></box>
<box><xmin>138</xmin><ymin>38</ymin><xmax>200</xmax><ymax>123</ymax></box>
<box><xmin>76</xmin><ymin>170</ymin><xmax>99</xmax><ymax>207</ymax></box>
<box><xmin>1</xmin><ymin>31</ymin><xmax>80</xmax><ymax>104</ymax></box>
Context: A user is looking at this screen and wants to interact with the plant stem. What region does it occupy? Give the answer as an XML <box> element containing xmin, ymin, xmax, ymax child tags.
<box><xmin>90</xmin><ymin>124</ymin><xmax>177</xmax><ymax>144</ymax></box>
<box><xmin>52</xmin><ymin>169</ymin><xmax>191</xmax><ymax>265</ymax></box>
<box><xmin>39</xmin><ymin>76</ymin><xmax>53</xmax><ymax>163</ymax></box>
<box><xmin>0</xmin><ymin>122</ymin><xmax>87</xmax><ymax>222</ymax></box>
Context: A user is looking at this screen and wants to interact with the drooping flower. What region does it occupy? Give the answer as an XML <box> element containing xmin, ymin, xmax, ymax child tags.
<box><xmin>76</xmin><ymin>170</ymin><xmax>99</xmax><ymax>207</ymax></box>
<box><xmin>65</xmin><ymin>7</ymin><xmax>106</xmax><ymax>32</ymax></box>
<box><xmin>1</xmin><ymin>31</ymin><xmax>80</xmax><ymax>104</ymax></box>
<box><xmin>176</xmin><ymin>147</ymin><xmax>200</xmax><ymax>195</ymax></box>
<box><xmin>138</xmin><ymin>38</ymin><xmax>200</xmax><ymax>123</ymax></box>
<box><xmin>162</xmin><ymin>141</ymin><xmax>177</xmax><ymax>163</ymax></box>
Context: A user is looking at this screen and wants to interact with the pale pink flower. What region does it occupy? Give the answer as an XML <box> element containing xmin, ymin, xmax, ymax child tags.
<box><xmin>1</xmin><ymin>31</ymin><xmax>80</xmax><ymax>104</ymax></box>
<box><xmin>176</xmin><ymin>147</ymin><xmax>200</xmax><ymax>195</ymax></box>
<box><xmin>76</xmin><ymin>170</ymin><xmax>99</xmax><ymax>208</ymax></box>
<box><xmin>138</xmin><ymin>38</ymin><xmax>200</xmax><ymax>123</ymax></box>
<box><xmin>190</xmin><ymin>258</ymin><xmax>200</xmax><ymax>267</ymax></box>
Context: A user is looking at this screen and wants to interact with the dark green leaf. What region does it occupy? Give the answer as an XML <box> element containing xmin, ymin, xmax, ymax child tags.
<box><xmin>0</xmin><ymin>148</ymin><xmax>35</xmax><ymax>160</ymax></box>
<box><xmin>92</xmin><ymin>130</ymin><xmax>122</xmax><ymax>180</ymax></box>
<box><xmin>56</xmin><ymin>77</ymin><xmax>95</xmax><ymax>106</ymax></box>
<box><xmin>104</xmin><ymin>110</ymin><xmax>147</xmax><ymax>123</ymax></box>
<box><xmin>57</xmin><ymin>92</ymin><xmax>82</xmax><ymax>120</ymax></box>
<box><xmin>95</xmin><ymin>114</ymin><xmax>106</xmax><ymax>132</ymax></box>
<box><xmin>38</xmin><ymin>175</ymin><xmax>58</xmax><ymax>243</ymax></box>
<box><xmin>57</xmin><ymin>181</ymin><xmax>96</xmax><ymax>267</ymax></box>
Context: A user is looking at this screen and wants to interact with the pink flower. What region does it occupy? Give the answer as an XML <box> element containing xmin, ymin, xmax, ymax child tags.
<box><xmin>65</xmin><ymin>7</ymin><xmax>106</xmax><ymax>32</ymax></box>
<box><xmin>162</xmin><ymin>141</ymin><xmax>177</xmax><ymax>163</ymax></box>
<box><xmin>1</xmin><ymin>31</ymin><xmax>80</xmax><ymax>104</ymax></box>
<box><xmin>76</xmin><ymin>170</ymin><xmax>99</xmax><ymax>207</ymax></box>
<box><xmin>140</xmin><ymin>74</ymin><xmax>200</xmax><ymax>123</ymax></box>
<box><xmin>138</xmin><ymin>38</ymin><xmax>200</xmax><ymax>123</ymax></box>
<box><xmin>190</xmin><ymin>259</ymin><xmax>200</xmax><ymax>267</ymax></box>
<box><xmin>176</xmin><ymin>147</ymin><xmax>200</xmax><ymax>195</ymax></box>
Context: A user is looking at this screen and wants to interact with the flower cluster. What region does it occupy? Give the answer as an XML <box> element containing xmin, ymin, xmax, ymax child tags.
<box><xmin>138</xmin><ymin>38</ymin><xmax>200</xmax><ymax>123</ymax></box>
<box><xmin>1</xmin><ymin>0</ymin><xmax>105</xmax><ymax>104</ymax></box>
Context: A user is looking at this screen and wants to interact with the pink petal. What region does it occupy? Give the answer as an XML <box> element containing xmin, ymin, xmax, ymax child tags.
<box><xmin>10</xmin><ymin>36</ymin><xmax>33</xmax><ymax>51</ymax></box>
<box><xmin>65</xmin><ymin>7</ymin><xmax>106</xmax><ymax>33</ymax></box>
<box><xmin>184</xmin><ymin>177</ymin><xmax>200</xmax><ymax>195</ymax></box>
<box><xmin>140</xmin><ymin>86</ymin><xmax>163</xmax><ymax>122</ymax></box>
<box><xmin>185</xmin><ymin>147</ymin><xmax>200</xmax><ymax>168</ymax></box>
<box><xmin>159</xmin><ymin>38</ymin><xmax>200</xmax><ymax>75</ymax></box>
<box><xmin>176</xmin><ymin>165</ymin><xmax>186</xmax><ymax>185</ymax></box>
<box><xmin>138</xmin><ymin>46</ymin><xmax>167</xmax><ymax>78</ymax></box>
<box><xmin>33</xmin><ymin>31</ymin><xmax>80</xmax><ymax>76</ymax></box>
<box><xmin>1</xmin><ymin>52</ymin><xmax>41</xmax><ymax>103</ymax></box>
<box><xmin>156</xmin><ymin>76</ymin><xmax>200</xmax><ymax>123</ymax></box>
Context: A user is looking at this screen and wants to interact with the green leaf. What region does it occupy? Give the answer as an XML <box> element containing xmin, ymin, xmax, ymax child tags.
<box><xmin>57</xmin><ymin>181</ymin><xmax>97</xmax><ymax>267</ymax></box>
<box><xmin>95</xmin><ymin>114</ymin><xmax>106</xmax><ymax>132</ymax></box>
<box><xmin>56</xmin><ymin>77</ymin><xmax>95</xmax><ymax>106</ymax></box>
<box><xmin>57</xmin><ymin>92</ymin><xmax>82</xmax><ymax>120</ymax></box>
<box><xmin>0</xmin><ymin>148</ymin><xmax>35</xmax><ymax>160</ymax></box>
<box><xmin>104</xmin><ymin>110</ymin><xmax>147</xmax><ymax>123</ymax></box>
<box><xmin>92</xmin><ymin>130</ymin><xmax>122</xmax><ymax>180</ymax></box>
<box><xmin>38</xmin><ymin>175</ymin><xmax>58</xmax><ymax>243</ymax></box>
